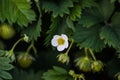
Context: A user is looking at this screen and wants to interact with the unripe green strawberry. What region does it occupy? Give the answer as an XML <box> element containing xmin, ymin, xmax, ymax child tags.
<box><xmin>0</xmin><ymin>23</ymin><xmax>15</xmax><ymax>39</ymax></box>
<box><xmin>17</xmin><ymin>52</ymin><xmax>34</xmax><ymax>68</ymax></box>
<box><xmin>91</xmin><ymin>60</ymin><xmax>103</xmax><ymax>72</ymax></box>
<box><xmin>57</xmin><ymin>53</ymin><xmax>69</xmax><ymax>64</ymax></box>
<box><xmin>75</xmin><ymin>57</ymin><xmax>92</xmax><ymax>72</ymax></box>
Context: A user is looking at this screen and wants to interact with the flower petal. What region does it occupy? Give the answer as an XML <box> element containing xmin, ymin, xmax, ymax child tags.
<box><xmin>53</xmin><ymin>35</ymin><xmax>60</xmax><ymax>39</ymax></box>
<box><xmin>61</xmin><ymin>34</ymin><xmax>68</xmax><ymax>41</ymax></box>
<box><xmin>57</xmin><ymin>45</ymin><xmax>66</xmax><ymax>51</ymax></box>
<box><xmin>51</xmin><ymin>39</ymin><xmax>58</xmax><ymax>47</ymax></box>
<box><xmin>64</xmin><ymin>41</ymin><xmax>69</xmax><ymax>48</ymax></box>
<box><xmin>51</xmin><ymin>35</ymin><xmax>60</xmax><ymax>47</ymax></box>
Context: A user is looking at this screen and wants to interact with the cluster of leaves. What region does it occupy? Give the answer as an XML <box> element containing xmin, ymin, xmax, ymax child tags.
<box><xmin>0</xmin><ymin>0</ymin><xmax>41</xmax><ymax>41</ymax></box>
<box><xmin>73</xmin><ymin>0</ymin><xmax>120</xmax><ymax>52</ymax></box>
<box><xmin>44</xmin><ymin>0</ymin><xmax>97</xmax><ymax>46</ymax></box>
<box><xmin>0</xmin><ymin>0</ymin><xmax>120</xmax><ymax>51</ymax></box>
<box><xmin>0</xmin><ymin>0</ymin><xmax>120</xmax><ymax>80</ymax></box>
<box><xmin>0</xmin><ymin>50</ymin><xmax>14</xmax><ymax>80</ymax></box>
<box><xmin>42</xmin><ymin>66</ymin><xmax>73</xmax><ymax>80</ymax></box>
<box><xmin>41</xmin><ymin>0</ymin><xmax>120</xmax><ymax>79</ymax></box>
<box><xmin>0</xmin><ymin>0</ymin><xmax>36</xmax><ymax>26</ymax></box>
<box><xmin>43</xmin><ymin>0</ymin><xmax>120</xmax><ymax>52</ymax></box>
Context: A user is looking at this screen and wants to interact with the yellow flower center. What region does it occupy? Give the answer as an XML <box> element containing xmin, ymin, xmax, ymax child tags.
<box><xmin>57</xmin><ymin>37</ymin><xmax>65</xmax><ymax>45</ymax></box>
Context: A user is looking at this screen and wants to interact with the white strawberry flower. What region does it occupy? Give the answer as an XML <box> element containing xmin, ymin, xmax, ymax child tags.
<box><xmin>51</xmin><ymin>34</ymin><xmax>69</xmax><ymax>51</ymax></box>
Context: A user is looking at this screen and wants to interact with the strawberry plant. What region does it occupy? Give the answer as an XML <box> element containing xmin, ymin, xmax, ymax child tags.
<box><xmin>0</xmin><ymin>0</ymin><xmax>120</xmax><ymax>80</ymax></box>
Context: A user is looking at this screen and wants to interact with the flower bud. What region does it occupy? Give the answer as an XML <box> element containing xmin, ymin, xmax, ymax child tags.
<box><xmin>75</xmin><ymin>57</ymin><xmax>92</xmax><ymax>72</ymax></box>
<box><xmin>69</xmin><ymin>70</ymin><xmax>75</xmax><ymax>76</ymax></box>
<box><xmin>23</xmin><ymin>34</ymin><xmax>29</xmax><ymax>42</ymax></box>
<box><xmin>91</xmin><ymin>60</ymin><xmax>104</xmax><ymax>72</ymax></box>
<box><xmin>57</xmin><ymin>53</ymin><xmax>69</xmax><ymax>64</ymax></box>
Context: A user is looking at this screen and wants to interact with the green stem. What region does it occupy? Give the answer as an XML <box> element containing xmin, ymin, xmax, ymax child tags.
<box><xmin>89</xmin><ymin>48</ymin><xmax>96</xmax><ymax>61</ymax></box>
<box><xmin>81</xmin><ymin>76</ymin><xmax>85</xmax><ymax>80</ymax></box>
<box><xmin>32</xmin><ymin>45</ymin><xmax>37</xmax><ymax>56</ymax></box>
<box><xmin>84</xmin><ymin>48</ymin><xmax>88</xmax><ymax>57</ymax></box>
<box><xmin>65</xmin><ymin>39</ymin><xmax>74</xmax><ymax>55</ymax></box>
<box><xmin>25</xmin><ymin>43</ymin><xmax>33</xmax><ymax>55</ymax></box>
<box><xmin>82</xmin><ymin>78</ymin><xmax>85</xmax><ymax>80</ymax></box>
<box><xmin>74</xmin><ymin>78</ymin><xmax>77</xmax><ymax>80</ymax></box>
<box><xmin>11</xmin><ymin>38</ymin><xmax>23</xmax><ymax>52</ymax></box>
<box><xmin>31</xmin><ymin>40</ymin><xmax>37</xmax><ymax>56</ymax></box>
<box><xmin>31</xmin><ymin>41</ymin><xmax>36</xmax><ymax>53</ymax></box>
<box><xmin>25</xmin><ymin>41</ymin><xmax>37</xmax><ymax>56</ymax></box>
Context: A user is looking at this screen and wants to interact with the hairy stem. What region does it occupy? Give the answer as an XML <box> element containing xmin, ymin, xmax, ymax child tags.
<box><xmin>11</xmin><ymin>38</ymin><xmax>23</xmax><ymax>52</ymax></box>
<box><xmin>89</xmin><ymin>48</ymin><xmax>96</xmax><ymax>61</ymax></box>
<box><xmin>65</xmin><ymin>39</ymin><xmax>74</xmax><ymax>55</ymax></box>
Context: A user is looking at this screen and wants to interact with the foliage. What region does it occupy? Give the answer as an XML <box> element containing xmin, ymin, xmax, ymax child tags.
<box><xmin>44</xmin><ymin>17</ymin><xmax>69</xmax><ymax>46</ymax></box>
<box><xmin>0</xmin><ymin>0</ymin><xmax>36</xmax><ymax>27</ymax></box>
<box><xmin>21</xmin><ymin>2</ymin><xmax>42</xmax><ymax>41</ymax></box>
<box><xmin>21</xmin><ymin>16</ymin><xmax>41</xmax><ymax>41</ymax></box>
<box><xmin>42</xmin><ymin>0</ymin><xmax>73</xmax><ymax>17</ymax></box>
<box><xmin>0</xmin><ymin>50</ymin><xmax>14</xmax><ymax>80</ymax></box>
<box><xmin>0</xmin><ymin>0</ymin><xmax>120</xmax><ymax>80</ymax></box>
<box><xmin>72</xmin><ymin>0</ymin><xmax>120</xmax><ymax>52</ymax></box>
<box><xmin>69</xmin><ymin>4</ymin><xmax>82</xmax><ymax>21</ymax></box>
<box><xmin>42</xmin><ymin>66</ymin><xmax>73</xmax><ymax>80</ymax></box>
<box><xmin>73</xmin><ymin>24</ymin><xmax>105</xmax><ymax>51</ymax></box>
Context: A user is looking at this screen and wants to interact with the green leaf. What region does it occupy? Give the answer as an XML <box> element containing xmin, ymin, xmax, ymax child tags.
<box><xmin>0</xmin><ymin>0</ymin><xmax>36</xmax><ymax>27</ymax></box>
<box><xmin>100</xmin><ymin>24</ymin><xmax>120</xmax><ymax>48</ymax></box>
<box><xmin>80</xmin><ymin>0</ymin><xmax>97</xmax><ymax>8</ymax></box>
<box><xmin>0</xmin><ymin>2</ymin><xmax>5</xmax><ymax>22</ymax></box>
<box><xmin>0</xmin><ymin>63</ymin><xmax>14</xmax><ymax>70</ymax></box>
<box><xmin>73</xmin><ymin>24</ymin><xmax>105</xmax><ymax>51</ymax></box>
<box><xmin>42</xmin><ymin>66</ymin><xmax>72</xmax><ymax>80</ymax></box>
<box><xmin>66</xmin><ymin>17</ymin><xmax>75</xmax><ymax>32</ymax></box>
<box><xmin>21</xmin><ymin>16</ymin><xmax>42</xmax><ymax>41</ymax></box>
<box><xmin>53</xmin><ymin>66</ymin><xmax>67</xmax><ymax>74</ymax></box>
<box><xmin>98</xmin><ymin>0</ymin><xmax>115</xmax><ymax>20</ymax></box>
<box><xmin>44</xmin><ymin>17</ymin><xmax>68</xmax><ymax>46</ymax></box>
<box><xmin>0</xmin><ymin>78</ymin><xmax>3</xmax><ymax>80</ymax></box>
<box><xmin>0</xmin><ymin>70</ymin><xmax>12</xmax><ymax>79</ymax></box>
<box><xmin>110</xmin><ymin>0</ymin><xmax>116</xmax><ymax>3</ymax></box>
<box><xmin>0</xmin><ymin>50</ymin><xmax>5</xmax><ymax>56</ymax></box>
<box><xmin>42</xmin><ymin>0</ymin><xmax>73</xmax><ymax>17</ymax></box>
<box><xmin>78</xmin><ymin>7</ymin><xmax>103</xmax><ymax>28</ymax></box>
<box><xmin>111</xmin><ymin>12</ymin><xmax>120</xmax><ymax>25</ymax></box>
<box><xmin>69</xmin><ymin>4</ymin><xmax>82</xmax><ymax>21</ymax></box>
<box><xmin>0</xmin><ymin>50</ymin><xmax>13</xmax><ymax>80</ymax></box>
<box><xmin>21</xmin><ymin>2</ymin><xmax>42</xmax><ymax>41</ymax></box>
<box><xmin>0</xmin><ymin>57</ymin><xmax>10</xmax><ymax>63</ymax></box>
